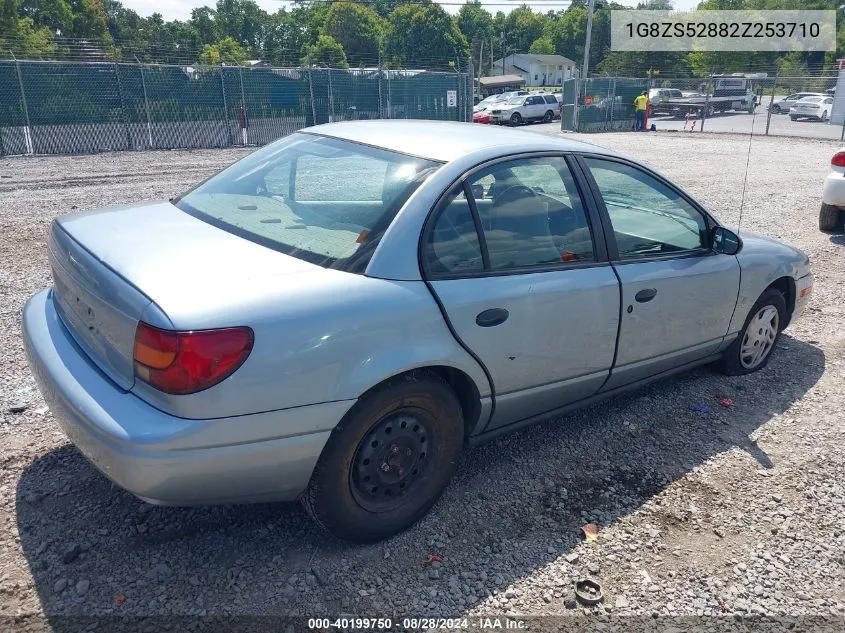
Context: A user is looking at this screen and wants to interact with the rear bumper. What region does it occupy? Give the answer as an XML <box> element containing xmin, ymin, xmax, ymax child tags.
<box><xmin>822</xmin><ymin>171</ymin><xmax>845</xmax><ymax>208</ymax></box>
<box><xmin>22</xmin><ymin>289</ymin><xmax>354</xmax><ymax>506</ymax></box>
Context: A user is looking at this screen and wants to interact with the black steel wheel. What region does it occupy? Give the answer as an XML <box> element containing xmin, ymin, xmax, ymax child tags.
<box><xmin>302</xmin><ymin>371</ymin><xmax>464</xmax><ymax>542</ymax></box>
<box><xmin>543</xmin><ymin>110</ymin><xmax>553</xmax><ymax>123</ymax></box>
<box><xmin>510</xmin><ymin>112</ymin><xmax>522</xmax><ymax>126</ymax></box>
<box><xmin>350</xmin><ymin>412</ymin><xmax>431</xmax><ymax>512</ymax></box>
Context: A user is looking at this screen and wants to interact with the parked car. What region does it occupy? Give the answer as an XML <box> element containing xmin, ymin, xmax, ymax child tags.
<box><xmin>472</xmin><ymin>109</ymin><xmax>491</xmax><ymax>124</ymax></box>
<box><xmin>820</xmin><ymin>148</ymin><xmax>845</xmax><ymax>231</ymax></box>
<box><xmin>473</xmin><ymin>94</ymin><xmax>502</xmax><ymax>114</ymax></box>
<box><xmin>23</xmin><ymin>121</ymin><xmax>813</xmax><ymax>542</ymax></box>
<box><xmin>771</xmin><ymin>92</ymin><xmax>826</xmax><ymax>114</ymax></box>
<box><xmin>648</xmin><ymin>88</ymin><xmax>684</xmax><ymax>115</ymax></box>
<box><xmin>790</xmin><ymin>96</ymin><xmax>834</xmax><ymax>121</ymax></box>
<box><xmin>489</xmin><ymin>93</ymin><xmax>559</xmax><ymax>125</ymax></box>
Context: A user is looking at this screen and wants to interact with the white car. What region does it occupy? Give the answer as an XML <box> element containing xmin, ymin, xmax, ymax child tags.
<box><xmin>821</xmin><ymin>149</ymin><xmax>845</xmax><ymax>231</ymax></box>
<box><xmin>769</xmin><ymin>92</ymin><xmax>825</xmax><ymax>114</ymax></box>
<box><xmin>790</xmin><ymin>96</ymin><xmax>833</xmax><ymax>122</ymax></box>
<box><xmin>489</xmin><ymin>93</ymin><xmax>559</xmax><ymax>125</ymax></box>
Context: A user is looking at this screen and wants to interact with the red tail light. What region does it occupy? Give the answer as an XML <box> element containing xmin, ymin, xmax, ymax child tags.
<box><xmin>133</xmin><ymin>323</ymin><xmax>254</xmax><ymax>395</ymax></box>
<box><xmin>832</xmin><ymin>152</ymin><xmax>845</xmax><ymax>167</ymax></box>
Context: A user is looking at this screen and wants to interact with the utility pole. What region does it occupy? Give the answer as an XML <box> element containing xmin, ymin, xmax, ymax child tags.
<box><xmin>573</xmin><ymin>0</ymin><xmax>596</xmax><ymax>131</ymax></box>
<box><xmin>583</xmin><ymin>0</ymin><xmax>596</xmax><ymax>81</ymax></box>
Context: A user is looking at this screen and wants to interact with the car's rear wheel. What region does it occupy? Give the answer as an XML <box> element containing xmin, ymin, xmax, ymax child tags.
<box><xmin>718</xmin><ymin>288</ymin><xmax>786</xmax><ymax>376</ymax></box>
<box><xmin>819</xmin><ymin>202</ymin><xmax>844</xmax><ymax>232</ymax></box>
<box><xmin>790</xmin><ymin>115</ymin><xmax>798</xmax><ymax>121</ymax></box>
<box><xmin>822</xmin><ymin>110</ymin><xmax>829</xmax><ymax>122</ymax></box>
<box><xmin>302</xmin><ymin>371</ymin><xmax>463</xmax><ymax>542</ymax></box>
<box><xmin>543</xmin><ymin>110</ymin><xmax>553</xmax><ymax>123</ymax></box>
<box><xmin>510</xmin><ymin>112</ymin><xmax>522</xmax><ymax>126</ymax></box>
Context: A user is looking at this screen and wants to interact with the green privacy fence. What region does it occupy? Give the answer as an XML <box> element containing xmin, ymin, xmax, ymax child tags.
<box><xmin>560</xmin><ymin>77</ymin><xmax>649</xmax><ymax>133</ymax></box>
<box><xmin>0</xmin><ymin>60</ymin><xmax>474</xmax><ymax>156</ymax></box>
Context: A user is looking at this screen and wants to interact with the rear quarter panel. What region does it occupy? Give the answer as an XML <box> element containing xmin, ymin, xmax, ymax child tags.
<box><xmin>133</xmin><ymin>274</ymin><xmax>491</xmax><ymax>421</ymax></box>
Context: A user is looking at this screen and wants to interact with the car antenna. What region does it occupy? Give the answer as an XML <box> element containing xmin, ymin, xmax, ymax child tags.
<box><xmin>736</xmin><ymin>100</ymin><xmax>759</xmax><ymax>236</ymax></box>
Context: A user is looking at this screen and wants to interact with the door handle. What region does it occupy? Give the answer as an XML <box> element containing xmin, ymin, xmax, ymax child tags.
<box><xmin>635</xmin><ymin>288</ymin><xmax>658</xmax><ymax>303</ymax></box>
<box><xmin>476</xmin><ymin>308</ymin><xmax>509</xmax><ymax>327</ymax></box>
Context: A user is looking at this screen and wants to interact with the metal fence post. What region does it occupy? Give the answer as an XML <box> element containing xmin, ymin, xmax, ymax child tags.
<box><xmin>12</xmin><ymin>55</ymin><xmax>33</xmax><ymax>154</ymax></box>
<box><xmin>219</xmin><ymin>67</ymin><xmax>233</xmax><ymax>146</ymax></box>
<box><xmin>700</xmin><ymin>74</ymin><xmax>712</xmax><ymax>132</ymax></box>
<box><xmin>610</xmin><ymin>77</ymin><xmax>616</xmax><ymax>129</ymax></box>
<box><xmin>765</xmin><ymin>71</ymin><xmax>778</xmax><ymax>136</ymax></box>
<box><xmin>327</xmin><ymin>67</ymin><xmax>334</xmax><ymax>123</ymax></box>
<box><xmin>114</xmin><ymin>63</ymin><xmax>132</xmax><ymax>150</ymax></box>
<box><xmin>467</xmin><ymin>59</ymin><xmax>475</xmax><ymax>122</ymax></box>
<box><xmin>377</xmin><ymin>55</ymin><xmax>384</xmax><ymax>119</ymax></box>
<box><xmin>307</xmin><ymin>66</ymin><xmax>316</xmax><ymax>125</ymax></box>
<box><xmin>136</xmin><ymin>57</ymin><xmax>153</xmax><ymax>149</ymax></box>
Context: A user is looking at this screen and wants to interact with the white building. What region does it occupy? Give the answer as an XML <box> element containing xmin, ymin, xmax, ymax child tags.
<box><xmin>491</xmin><ymin>54</ymin><xmax>577</xmax><ymax>87</ymax></box>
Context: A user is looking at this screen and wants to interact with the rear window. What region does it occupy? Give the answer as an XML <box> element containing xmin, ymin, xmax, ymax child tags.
<box><xmin>176</xmin><ymin>134</ymin><xmax>440</xmax><ymax>272</ymax></box>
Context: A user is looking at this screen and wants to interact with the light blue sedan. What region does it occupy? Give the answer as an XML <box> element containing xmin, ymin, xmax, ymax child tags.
<box><xmin>23</xmin><ymin>121</ymin><xmax>813</xmax><ymax>542</ymax></box>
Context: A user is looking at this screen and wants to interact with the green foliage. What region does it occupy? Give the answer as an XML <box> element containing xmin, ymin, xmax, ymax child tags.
<box><xmin>384</xmin><ymin>2</ymin><xmax>470</xmax><ymax>68</ymax></box>
<box><xmin>529</xmin><ymin>36</ymin><xmax>555</xmax><ymax>55</ymax></box>
<box><xmin>199</xmin><ymin>35</ymin><xmax>248</xmax><ymax>65</ymax></box>
<box><xmin>2</xmin><ymin>0</ymin><xmax>845</xmax><ymax>79</ymax></box>
<box><xmin>322</xmin><ymin>2</ymin><xmax>384</xmax><ymax>66</ymax></box>
<box><xmin>301</xmin><ymin>34</ymin><xmax>348</xmax><ymax>69</ymax></box>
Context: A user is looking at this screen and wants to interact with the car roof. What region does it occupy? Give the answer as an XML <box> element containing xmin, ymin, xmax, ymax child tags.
<box><xmin>302</xmin><ymin>120</ymin><xmax>612</xmax><ymax>163</ymax></box>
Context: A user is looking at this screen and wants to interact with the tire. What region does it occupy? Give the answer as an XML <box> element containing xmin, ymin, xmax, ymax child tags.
<box><xmin>822</xmin><ymin>110</ymin><xmax>829</xmax><ymax>122</ymax></box>
<box><xmin>543</xmin><ymin>110</ymin><xmax>553</xmax><ymax>123</ymax></box>
<box><xmin>302</xmin><ymin>371</ymin><xmax>464</xmax><ymax>542</ymax></box>
<box><xmin>771</xmin><ymin>104</ymin><xmax>781</xmax><ymax>114</ymax></box>
<box><xmin>819</xmin><ymin>202</ymin><xmax>844</xmax><ymax>232</ymax></box>
<box><xmin>509</xmin><ymin>112</ymin><xmax>522</xmax><ymax>126</ymax></box>
<box><xmin>718</xmin><ymin>288</ymin><xmax>786</xmax><ymax>376</ymax></box>
<box><xmin>790</xmin><ymin>115</ymin><xmax>798</xmax><ymax>121</ymax></box>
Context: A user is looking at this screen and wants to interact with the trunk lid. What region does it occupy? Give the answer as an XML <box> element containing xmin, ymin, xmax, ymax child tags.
<box><xmin>51</xmin><ymin>200</ymin><xmax>323</xmax><ymax>388</ymax></box>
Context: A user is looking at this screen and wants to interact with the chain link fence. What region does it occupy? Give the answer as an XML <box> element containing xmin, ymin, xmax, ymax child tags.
<box><xmin>0</xmin><ymin>60</ymin><xmax>474</xmax><ymax>156</ymax></box>
<box><xmin>561</xmin><ymin>72</ymin><xmax>845</xmax><ymax>140</ymax></box>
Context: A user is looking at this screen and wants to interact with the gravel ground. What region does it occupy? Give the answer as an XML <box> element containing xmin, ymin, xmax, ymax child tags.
<box><xmin>1</xmin><ymin>130</ymin><xmax>844</xmax><ymax>630</ymax></box>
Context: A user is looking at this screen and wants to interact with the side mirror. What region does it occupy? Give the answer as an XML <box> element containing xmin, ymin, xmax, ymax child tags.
<box><xmin>712</xmin><ymin>226</ymin><xmax>742</xmax><ymax>255</ymax></box>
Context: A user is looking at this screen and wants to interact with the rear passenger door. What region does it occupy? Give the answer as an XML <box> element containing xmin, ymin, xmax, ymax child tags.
<box><xmin>422</xmin><ymin>154</ymin><xmax>620</xmax><ymax>431</ymax></box>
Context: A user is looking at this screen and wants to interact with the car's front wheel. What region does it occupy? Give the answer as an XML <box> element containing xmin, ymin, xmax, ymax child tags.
<box><xmin>819</xmin><ymin>202</ymin><xmax>844</xmax><ymax>232</ymax></box>
<box><xmin>302</xmin><ymin>371</ymin><xmax>464</xmax><ymax>542</ymax></box>
<box><xmin>509</xmin><ymin>112</ymin><xmax>523</xmax><ymax>126</ymax></box>
<box><xmin>718</xmin><ymin>288</ymin><xmax>786</xmax><ymax>376</ymax></box>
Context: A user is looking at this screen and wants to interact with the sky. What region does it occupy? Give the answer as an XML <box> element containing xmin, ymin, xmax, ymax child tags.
<box><xmin>121</xmin><ymin>0</ymin><xmax>702</xmax><ymax>22</ymax></box>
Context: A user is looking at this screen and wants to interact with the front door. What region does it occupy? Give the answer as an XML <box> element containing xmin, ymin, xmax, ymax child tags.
<box><xmin>580</xmin><ymin>156</ymin><xmax>741</xmax><ymax>390</ymax></box>
<box><xmin>422</xmin><ymin>154</ymin><xmax>620</xmax><ymax>430</ymax></box>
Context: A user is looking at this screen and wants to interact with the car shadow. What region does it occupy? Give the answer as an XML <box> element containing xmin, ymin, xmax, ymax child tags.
<box><xmin>828</xmin><ymin>233</ymin><xmax>845</xmax><ymax>245</ymax></box>
<box><xmin>16</xmin><ymin>334</ymin><xmax>824</xmax><ymax>621</ymax></box>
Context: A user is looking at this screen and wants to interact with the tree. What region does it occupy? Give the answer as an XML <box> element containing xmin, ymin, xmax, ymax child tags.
<box><xmin>529</xmin><ymin>35</ymin><xmax>554</xmax><ymax>55</ymax></box>
<box><xmin>503</xmin><ymin>6</ymin><xmax>547</xmax><ymax>56</ymax></box>
<box><xmin>190</xmin><ymin>6</ymin><xmax>219</xmax><ymax>46</ymax></box>
<box><xmin>301</xmin><ymin>34</ymin><xmax>348</xmax><ymax>68</ymax></box>
<box><xmin>384</xmin><ymin>3</ymin><xmax>470</xmax><ymax>68</ymax></box>
<box><xmin>322</xmin><ymin>2</ymin><xmax>384</xmax><ymax>66</ymax></box>
<box><xmin>199</xmin><ymin>35</ymin><xmax>248</xmax><ymax>65</ymax></box>
<box><xmin>0</xmin><ymin>15</ymin><xmax>57</xmax><ymax>57</ymax></box>
<box><xmin>456</xmin><ymin>0</ymin><xmax>494</xmax><ymax>72</ymax></box>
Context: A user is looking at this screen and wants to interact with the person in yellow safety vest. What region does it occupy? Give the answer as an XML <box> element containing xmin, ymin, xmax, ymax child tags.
<box><xmin>633</xmin><ymin>91</ymin><xmax>648</xmax><ymax>131</ymax></box>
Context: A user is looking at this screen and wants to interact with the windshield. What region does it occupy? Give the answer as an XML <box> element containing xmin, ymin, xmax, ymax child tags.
<box><xmin>507</xmin><ymin>96</ymin><xmax>526</xmax><ymax>105</ymax></box>
<box><xmin>478</xmin><ymin>96</ymin><xmax>498</xmax><ymax>106</ymax></box>
<box><xmin>176</xmin><ymin>133</ymin><xmax>441</xmax><ymax>272</ymax></box>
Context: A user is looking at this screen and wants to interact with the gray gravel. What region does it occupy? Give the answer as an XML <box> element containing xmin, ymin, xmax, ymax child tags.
<box><xmin>2</xmin><ymin>131</ymin><xmax>845</xmax><ymax>626</ymax></box>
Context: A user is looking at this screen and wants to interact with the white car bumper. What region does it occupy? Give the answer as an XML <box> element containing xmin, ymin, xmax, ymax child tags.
<box><xmin>822</xmin><ymin>170</ymin><xmax>845</xmax><ymax>207</ymax></box>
